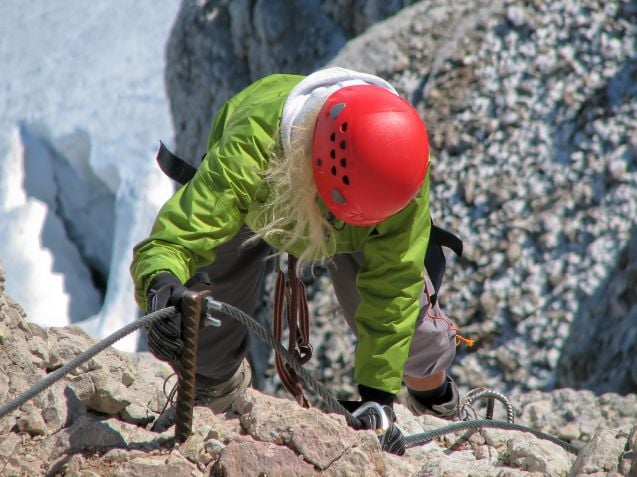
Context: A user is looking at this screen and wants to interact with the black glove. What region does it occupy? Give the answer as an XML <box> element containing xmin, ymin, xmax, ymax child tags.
<box><xmin>352</xmin><ymin>401</ymin><xmax>406</xmax><ymax>456</ymax></box>
<box><xmin>145</xmin><ymin>271</ymin><xmax>211</xmax><ymax>362</ymax></box>
<box><xmin>146</xmin><ymin>273</ymin><xmax>186</xmax><ymax>362</ymax></box>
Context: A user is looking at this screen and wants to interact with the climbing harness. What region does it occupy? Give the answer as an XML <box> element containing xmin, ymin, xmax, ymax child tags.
<box><xmin>0</xmin><ymin>301</ymin><xmax>581</xmax><ymax>455</ymax></box>
<box><xmin>156</xmin><ymin>141</ymin><xmax>199</xmax><ymax>185</ymax></box>
<box><xmin>425</xmin><ymin>219</ymin><xmax>463</xmax><ymax>306</ymax></box>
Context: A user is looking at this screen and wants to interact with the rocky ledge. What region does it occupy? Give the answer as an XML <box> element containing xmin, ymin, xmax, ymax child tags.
<box><xmin>0</xmin><ymin>265</ymin><xmax>635</xmax><ymax>476</ymax></box>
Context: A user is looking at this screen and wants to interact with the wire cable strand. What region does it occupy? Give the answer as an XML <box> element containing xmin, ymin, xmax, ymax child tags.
<box><xmin>0</xmin><ymin>307</ymin><xmax>176</xmax><ymax>419</ymax></box>
<box><xmin>404</xmin><ymin>419</ymin><xmax>580</xmax><ymax>454</ymax></box>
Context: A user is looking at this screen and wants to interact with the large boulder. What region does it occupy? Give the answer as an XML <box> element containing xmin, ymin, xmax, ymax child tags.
<box><xmin>322</xmin><ymin>0</ymin><xmax>637</xmax><ymax>395</ymax></box>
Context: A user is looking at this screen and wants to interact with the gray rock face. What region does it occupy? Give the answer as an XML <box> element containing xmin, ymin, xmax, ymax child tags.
<box><xmin>164</xmin><ymin>0</ymin><xmax>637</xmax><ymax>395</ymax></box>
<box><xmin>164</xmin><ymin>0</ymin><xmax>419</xmax><ymax>163</ymax></box>
<box><xmin>329</xmin><ymin>0</ymin><xmax>637</xmax><ymax>395</ymax></box>
<box><xmin>557</xmin><ymin>228</ymin><xmax>637</xmax><ymax>393</ymax></box>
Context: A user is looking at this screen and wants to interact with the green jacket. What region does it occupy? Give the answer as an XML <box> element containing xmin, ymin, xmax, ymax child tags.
<box><xmin>131</xmin><ymin>73</ymin><xmax>431</xmax><ymax>394</ymax></box>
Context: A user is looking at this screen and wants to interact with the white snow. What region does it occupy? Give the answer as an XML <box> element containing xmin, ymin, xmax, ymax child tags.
<box><xmin>0</xmin><ymin>1</ymin><xmax>180</xmax><ymax>350</ymax></box>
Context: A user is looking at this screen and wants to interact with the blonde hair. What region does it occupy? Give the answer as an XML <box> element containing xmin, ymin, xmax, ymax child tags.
<box><xmin>250</xmin><ymin>129</ymin><xmax>334</xmax><ymax>270</ymax></box>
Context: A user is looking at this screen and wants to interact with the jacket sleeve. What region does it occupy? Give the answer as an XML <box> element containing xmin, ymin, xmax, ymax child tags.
<box><xmin>354</xmin><ymin>178</ymin><xmax>431</xmax><ymax>394</ymax></box>
<box><xmin>131</xmin><ymin>75</ymin><xmax>301</xmax><ymax>311</ymax></box>
<box><xmin>130</xmin><ymin>121</ymin><xmax>274</xmax><ymax>311</ymax></box>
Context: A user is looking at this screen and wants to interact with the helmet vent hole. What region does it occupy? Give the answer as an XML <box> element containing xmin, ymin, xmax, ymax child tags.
<box><xmin>330</xmin><ymin>149</ymin><xmax>336</xmax><ymax>159</ymax></box>
<box><xmin>340</xmin><ymin>158</ymin><xmax>347</xmax><ymax>167</ymax></box>
<box><xmin>339</xmin><ymin>140</ymin><xmax>346</xmax><ymax>150</ymax></box>
<box><xmin>329</xmin><ymin>103</ymin><xmax>346</xmax><ymax>119</ymax></box>
<box><xmin>342</xmin><ymin>175</ymin><xmax>350</xmax><ymax>185</ymax></box>
<box><xmin>331</xmin><ymin>188</ymin><xmax>347</xmax><ymax>204</ymax></box>
<box><xmin>330</xmin><ymin>132</ymin><xmax>336</xmax><ymax>142</ymax></box>
<box><xmin>340</xmin><ymin>122</ymin><xmax>348</xmax><ymax>132</ymax></box>
<box><xmin>331</xmin><ymin>166</ymin><xmax>337</xmax><ymax>176</ymax></box>
<box><xmin>316</xmin><ymin>158</ymin><xmax>322</xmax><ymax>167</ymax></box>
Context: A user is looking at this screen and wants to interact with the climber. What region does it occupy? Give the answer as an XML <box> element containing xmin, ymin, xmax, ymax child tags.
<box><xmin>130</xmin><ymin>67</ymin><xmax>462</xmax><ymax>448</ymax></box>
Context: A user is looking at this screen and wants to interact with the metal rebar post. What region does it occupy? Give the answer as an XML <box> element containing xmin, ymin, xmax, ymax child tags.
<box><xmin>175</xmin><ymin>289</ymin><xmax>210</xmax><ymax>442</ymax></box>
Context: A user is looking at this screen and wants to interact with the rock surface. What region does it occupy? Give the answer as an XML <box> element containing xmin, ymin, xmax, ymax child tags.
<box><xmin>1</xmin><ymin>261</ymin><xmax>636</xmax><ymax>475</ymax></box>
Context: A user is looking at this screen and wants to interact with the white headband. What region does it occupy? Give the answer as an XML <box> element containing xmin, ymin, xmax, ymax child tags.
<box><xmin>280</xmin><ymin>67</ymin><xmax>398</xmax><ymax>158</ymax></box>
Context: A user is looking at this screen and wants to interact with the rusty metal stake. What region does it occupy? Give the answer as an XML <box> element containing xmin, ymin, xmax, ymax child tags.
<box><xmin>174</xmin><ymin>288</ymin><xmax>211</xmax><ymax>442</ymax></box>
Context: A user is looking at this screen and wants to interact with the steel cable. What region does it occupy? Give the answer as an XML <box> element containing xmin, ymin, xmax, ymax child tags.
<box><xmin>206</xmin><ymin>298</ymin><xmax>362</xmax><ymax>428</ymax></box>
<box><xmin>0</xmin><ymin>307</ymin><xmax>176</xmax><ymax>419</ymax></box>
<box><xmin>404</xmin><ymin>419</ymin><xmax>580</xmax><ymax>454</ymax></box>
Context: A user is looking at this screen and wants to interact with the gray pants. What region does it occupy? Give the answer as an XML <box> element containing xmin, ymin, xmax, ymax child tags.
<box><xmin>195</xmin><ymin>228</ymin><xmax>456</xmax><ymax>386</ymax></box>
<box><xmin>327</xmin><ymin>252</ymin><xmax>457</xmax><ymax>379</ymax></box>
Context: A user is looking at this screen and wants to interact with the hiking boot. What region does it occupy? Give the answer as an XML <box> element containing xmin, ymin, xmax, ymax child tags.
<box><xmin>400</xmin><ymin>375</ymin><xmax>460</xmax><ymax>420</ymax></box>
<box><xmin>152</xmin><ymin>359</ymin><xmax>252</xmax><ymax>432</ymax></box>
<box><xmin>194</xmin><ymin>358</ymin><xmax>252</xmax><ymax>413</ymax></box>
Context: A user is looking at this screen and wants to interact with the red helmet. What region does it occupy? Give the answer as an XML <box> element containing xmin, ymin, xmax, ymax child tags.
<box><xmin>311</xmin><ymin>85</ymin><xmax>429</xmax><ymax>226</ymax></box>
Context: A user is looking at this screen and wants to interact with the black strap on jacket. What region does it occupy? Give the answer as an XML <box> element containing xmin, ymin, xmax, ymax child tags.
<box><xmin>425</xmin><ymin>219</ymin><xmax>463</xmax><ymax>306</ymax></box>
<box><xmin>156</xmin><ymin>141</ymin><xmax>199</xmax><ymax>186</ymax></box>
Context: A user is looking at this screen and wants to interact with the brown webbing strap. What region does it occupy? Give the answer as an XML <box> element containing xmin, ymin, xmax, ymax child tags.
<box><xmin>273</xmin><ymin>255</ymin><xmax>312</xmax><ymax>407</ymax></box>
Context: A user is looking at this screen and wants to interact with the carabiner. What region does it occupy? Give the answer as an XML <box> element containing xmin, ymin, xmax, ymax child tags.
<box><xmin>352</xmin><ymin>402</ymin><xmax>390</xmax><ymax>436</ymax></box>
